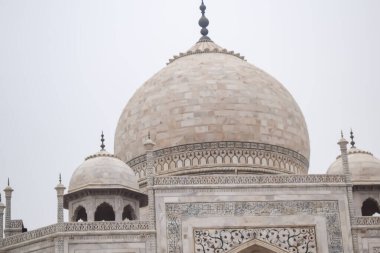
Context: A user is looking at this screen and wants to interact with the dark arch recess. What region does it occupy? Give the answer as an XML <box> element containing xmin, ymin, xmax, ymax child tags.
<box><xmin>362</xmin><ymin>198</ymin><xmax>380</xmax><ymax>216</ymax></box>
<box><xmin>122</xmin><ymin>205</ymin><xmax>137</xmax><ymax>221</ymax></box>
<box><xmin>73</xmin><ymin>206</ymin><xmax>87</xmax><ymax>222</ymax></box>
<box><xmin>95</xmin><ymin>202</ymin><xmax>115</xmax><ymax>221</ymax></box>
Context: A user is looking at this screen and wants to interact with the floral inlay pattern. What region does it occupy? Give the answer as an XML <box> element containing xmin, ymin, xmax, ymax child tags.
<box><xmin>194</xmin><ymin>227</ymin><xmax>316</xmax><ymax>253</ymax></box>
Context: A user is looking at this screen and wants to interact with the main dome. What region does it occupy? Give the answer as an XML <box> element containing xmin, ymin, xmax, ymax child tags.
<box><xmin>115</xmin><ymin>40</ymin><xmax>310</xmax><ymax>175</ymax></box>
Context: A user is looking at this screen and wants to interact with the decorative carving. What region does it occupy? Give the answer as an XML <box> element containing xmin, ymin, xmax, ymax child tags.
<box><xmin>168</xmin><ymin>42</ymin><xmax>246</xmax><ymax>64</ymax></box>
<box><xmin>9</xmin><ymin>220</ymin><xmax>23</xmax><ymax>229</ymax></box>
<box><xmin>374</xmin><ymin>247</ymin><xmax>380</xmax><ymax>253</ymax></box>
<box><xmin>194</xmin><ymin>227</ymin><xmax>316</xmax><ymax>253</ymax></box>
<box><xmin>128</xmin><ymin>141</ymin><xmax>310</xmax><ymax>180</ymax></box>
<box><xmin>0</xmin><ymin>221</ymin><xmax>151</xmax><ymax>248</ymax></box>
<box><xmin>155</xmin><ymin>174</ymin><xmax>346</xmax><ymax>186</ymax></box>
<box><xmin>352</xmin><ymin>217</ymin><xmax>380</xmax><ymax>226</ymax></box>
<box><xmin>64</xmin><ymin>221</ymin><xmax>150</xmax><ymax>231</ymax></box>
<box><xmin>165</xmin><ymin>201</ymin><xmax>342</xmax><ymax>253</ymax></box>
<box><xmin>0</xmin><ymin>224</ymin><xmax>57</xmax><ymax>248</ymax></box>
<box><xmin>55</xmin><ymin>237</ymin><xmax>64</xmax><ymax>253</ymax></box>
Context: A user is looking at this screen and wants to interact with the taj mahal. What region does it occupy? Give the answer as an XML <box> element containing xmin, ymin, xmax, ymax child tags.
<box><xmin>0</xmin><ymin>1</ymin><xmax>380</xmax><ymax>253</ymax></box>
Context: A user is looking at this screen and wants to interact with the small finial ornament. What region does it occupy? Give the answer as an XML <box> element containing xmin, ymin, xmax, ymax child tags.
<box><xmin>7</xmin><ymin>178</ymin><xmax>9</xmax><ymax>186</ymax></box>
<box><xmin>198</xmin><ymin>0</ymin><xmax>211</xmax><ymax>41</ymax></box>
<box><xmin>341</xmin><ymin>130</ymin><xmax>344</xmax><ymax>138</ymax></box>
<box><xmin>350</xmin><ymin>129</ymin><xmax>356</xmax><ymax>148</ymax></box>
<box><xmin>100</xmin><ymin>131</ymin><xmax>105</xmax><ymax>151</ymax></box>
<box><xmin>148</xmin><ymin>131</ymin><xmax>151</xmax><ymax>140</ymax></box>
<box><xmin>59</xmin><ymin>173</ymin><xmax>62</xmax><ymax>184</ymax></box>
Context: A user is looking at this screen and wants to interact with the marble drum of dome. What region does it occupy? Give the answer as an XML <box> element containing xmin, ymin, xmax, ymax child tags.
<box><xmin>115</xmin><ymin>41</ymin><xmax>310</xmax><ymax>179</ymax></box>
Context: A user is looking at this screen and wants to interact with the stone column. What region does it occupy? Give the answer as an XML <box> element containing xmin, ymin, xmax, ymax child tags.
<box><xmin>144</xmin><ymin>136</ymin><xmax>157</xmax><ymax>253</ymax></box>
<box><xmin>55</xmin><ymin>175</ymin><xmax>65</xmax><ymax>253</ymax></box>
<box><xmin>338</xmin><ymin>135</ymin><xmax>357</xmax><ymax>253</ymax></box>
<box><xmin>143</xmin><ymin>137</ymin><xmax>156</xmax><ymax>228</ymax></box>
<box><xmin>55</xmin><ymin>177</ymin><xmax>66</xmax><ymax>224</ymax></box>
<box><xmin>3</xmin><ymin>180</ymin><xmax>13</xmax><ymax>238</ymax></box>
<box><xmin>0</xmin><ymin>194</ymin><xmax>5</xmax><ymax>239</ymax></box>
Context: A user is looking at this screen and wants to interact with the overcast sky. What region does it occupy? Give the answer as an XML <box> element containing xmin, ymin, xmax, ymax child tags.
<box><xmin>1</xmin><ymin>0</ymin><xmax>380</xmax><ymax>229</ymax></box>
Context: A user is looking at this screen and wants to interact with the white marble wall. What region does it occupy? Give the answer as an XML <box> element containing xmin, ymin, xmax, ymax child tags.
<box><xmin>154</xmin><ymin>183</ymin><xmax>353</xmax><ymax>253</ymax></box>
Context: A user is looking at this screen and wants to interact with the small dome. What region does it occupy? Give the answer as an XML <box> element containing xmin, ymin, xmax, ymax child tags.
<box><xmin>327</xmin><ymin>148</ymin><xmax>380</xmax><ymax>184</ymax></box>
<box><xmin>68</xmin><ymin>150</ymin><xmax>138</xmax><ymax>193</ymax></box>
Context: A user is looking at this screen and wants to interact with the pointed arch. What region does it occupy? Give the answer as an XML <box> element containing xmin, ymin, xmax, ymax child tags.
<box><xmin>73</xmin><ymin>205</ymin><xmax>87</xmax><ymax>222</ymax></box>
<box><xmin>227</xmin><ymin>239</ymin><xmax>289</xmax><ymax>253</ymax></box>
<box><xmin>94</xmin><ymin>202</ymin><xmax>115</xmax><ymax>221</ymax></box>
<box><xmin>122</xmin><ymin>204</ymin><xmax>137</xmax><ymax>221</ymax></box>
<box><xmin>361</xmin><ymin>197</ymin><xmax>380</xmax><ymax>216</ymax></box>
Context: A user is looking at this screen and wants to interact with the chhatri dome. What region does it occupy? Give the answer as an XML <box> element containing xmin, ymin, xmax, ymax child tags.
<box><xmin>327</xmin><ymin>130</ymin><xmax>380</xmax><ymax>185</ymax></box>
<box><xmin>115</xmin><ymin>1</ymin><xmax>310</xmax><ymax>176</ymax></box>
<box><xmin>68</xmin><ymin>133</ymin><xmax>139</xmax><ymax>193</ymax></box>
<box><xmin>65</xmin><ymin>133</ymin><xmax>148</xmax><ymax>221</ymax></box>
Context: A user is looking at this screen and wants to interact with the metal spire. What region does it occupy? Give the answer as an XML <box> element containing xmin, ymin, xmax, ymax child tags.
<box><xmin>100</xmin><ymin>131</ymin><xmax>105</xmax><ymax>151</ymax></box>
<box><xmin>59</xmin><ymin>173</ymin><xmax>62</xmax><ymax>184</ymax></box>
<box><xmin>198</xmin><ymin>0</ymin><xmax>211</xmax><ymax>41</ymax></box>
<box><xmin>7</xmin><ymin>178</ymin><xmax>9</xmax><ymax>186</ymax></box>
<box><xmin>341</xmin><ymin>130</ymin><xmax>344</xmax><ymax>138</ymax></box>
<box><xmin>350</xmin><ymin>129</ymin><xmax>356</xmax><ymax>148</ymax></box>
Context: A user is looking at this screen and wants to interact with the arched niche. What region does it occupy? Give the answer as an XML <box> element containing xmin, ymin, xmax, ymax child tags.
<box><xmin>227</xmin><ymin>239</ymin><xmax>289</xmax><ymax>253</ymax></box>
<box><xmin>94</xmin><ymin>202</ymin><xmax>115</xmax><ymax>221</ymax></box>
<box><xmin>73</xmin><ymin>205</ymin><xmax>88</xmax><ymax>222</ymax></box>
<box><xmin>361</xmin><ymin>198</ymin><xmax>380</xmax><ymax>216</ymax></box>
<box><xmin>122</xmin><ymin>204</ymin><xmax>137</xmax><ymax>221</ymax></box>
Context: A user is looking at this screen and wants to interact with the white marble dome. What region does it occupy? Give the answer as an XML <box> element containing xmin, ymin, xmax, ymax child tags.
<box><xmin>115</xmin><ymin>40</ymin><xmax>310</xmax><ymax>171</ymax></box>
<box><xmin>68</xmin><ymin>150</ymin><xmax>139</xmax><ymax>193</ymax></box>
<box><xmin>327</xmin><ymin>147</ymin><xmax>380</xmax><ymax>184</ymax></box>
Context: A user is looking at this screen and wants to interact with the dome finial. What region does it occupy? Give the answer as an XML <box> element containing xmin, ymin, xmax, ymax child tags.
<box><xmin>59</xmin><ymin>173</ymin><xmax>62</xmax><ymax>184</ymax></box>
<box><xmin>350</xmin><ymin>128</ymin><xmax>356</xmax><ymax>148</ymax></box>
<box><xmin>198</xmin><ymin>0</ymin><xmax>211</xmax><ymax>42</ymax></box>
<box><xmin>100</xmin><ymin>131</ymin><xmax>106</xmax><ymax>151</ymax></box>
<box><xmin>7</xmin><ymin>178</ymin><xmax>9</xmax><ymax>186</ymax></box>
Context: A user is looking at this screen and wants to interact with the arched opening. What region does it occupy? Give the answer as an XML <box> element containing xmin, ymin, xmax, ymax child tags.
<box><xmin>228</xmin><ymin>239</ymin><xmax>289</xmax><ymax>253</ymax></box>
<box><xmin>94</xmin><ymin>202</ymin><xmax>115</xmax><ymax>221</ymax></box>
<box><xmin>122</xmin><ymin>205</ymin><xmax>137</xmax><ymax>221</ymax></box>
<box><xmin>73</xmin><ymin>206</ymin><xmax>87</xmax><ymax>222</ymax></box>
<box><xmin>361</xmin><ymin>198</ymin><xmax>380</xmax><ymax>216</ymax></box>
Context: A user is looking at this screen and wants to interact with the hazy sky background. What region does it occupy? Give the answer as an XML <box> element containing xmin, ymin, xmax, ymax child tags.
<box><xmin>1</xmin><ymin>0</ymin><xmax>380</xmax><ymax>229</ymax></box>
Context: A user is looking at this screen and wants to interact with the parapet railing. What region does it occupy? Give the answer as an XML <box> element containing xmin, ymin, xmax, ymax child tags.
<box><xmin>352</xmin><ymin>216</ymin><xmax>380</xmax><ymax>226</ymax></box>
<box><xmin>0</xmin><ymin>221</ymin><xmax>151</xmax><ymax>248</ymax></box>
<box><xmin>154</xmin><ymin>174</ymin><xmax>347</xmax><ymax>186</ymax></box>
<box><xmin>63</xmin><ymin>220</ymin><xmax>150</xmax><ymax>231</ymax></box>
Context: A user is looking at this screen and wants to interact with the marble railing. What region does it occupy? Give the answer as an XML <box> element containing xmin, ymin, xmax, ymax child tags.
<box><xmin>0</xmin><ymin>221</ymin><xmax>151</xmax><ymax>248</ymax></box>
<box><xmin>154</xmin><ymin>174</ymin><xmax>346</xmax><ymax>186</ymax></box>
<box><xmin>63</xmin><ymin>221</ymin><xmax>150</xmax><ymax>231</ymax></box>
<box><xmin>352</xmin><ymin>217</ymin><xmax>380</xmax><ymax>226</ymax></box>
<box><xmin>9</xmin><ymin>220</ymin><xmax>23</xmax><ymax>229</ymax></box>
<box><xmin>0</xmin><ymin>224</ymin><xmax>57</xmax><ymax>248</ymax></box>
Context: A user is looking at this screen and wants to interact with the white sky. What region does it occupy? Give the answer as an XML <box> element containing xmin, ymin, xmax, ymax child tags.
<box><xmin>0</xmin><ymin>0</ymin><xmax>380</xmax><ymax>230</ymax></box>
